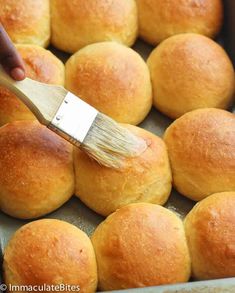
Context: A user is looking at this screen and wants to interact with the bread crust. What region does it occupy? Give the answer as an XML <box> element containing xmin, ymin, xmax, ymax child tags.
<box><xmin>184</xmin><ymin>192</ymin><xmax>235</xmax><ymax>280</ymax></box>
<box><xmin>164</xmin><ymin>108</ymin><xmax>235</xmax><ymax>201</ymax></box>
<box><xmin>0</xmin><ymin>0</ymin><xmax>50</xmax><ymax>47</ymax></box>
<box><xmin>92</xmin><ymin>203</ymin><xmax>191</xmax><ymax>290</ymax></box>
<box><xmin>74</xmin><ymin>124</ymin><xmax>172</xmax><ymax>216</ymax></box>
<box><xmin>51</xmin><ymin>0</ymin><xmax>138</xmax><ymax>53</ymax></box>
<box><xmin>4</xmin><ymin>219</ymin><xmax>97</xmax><ymax>293</ymax></box>
<box><xmin>65</xmin><ymin>42</ymin><xmax>152</xmax><ymax>125</ymax></box>
<box><xmin>136</xmin><ymin>0</ymin><xmax>223</xmax><ymax>45</ymax></box>
<box><xmin>147</xmin><ymin>34</ymin><xmax>235</xmax><ymax>119</ymax></box>
<box><xmin>0</xmin><ymin>121</ymin><xmax>74</xmax><ymax>219</ymax></box>
<box><xmin>0</xmin><ymin>45</ymin><xmax>65</xmax><ymax>126</ymax></box>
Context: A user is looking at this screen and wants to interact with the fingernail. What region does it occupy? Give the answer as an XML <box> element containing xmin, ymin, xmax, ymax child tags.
<box><xmin>10</xmin><ymin>67</ymin><xmax>26</xmax><ymax>81</ymax></box>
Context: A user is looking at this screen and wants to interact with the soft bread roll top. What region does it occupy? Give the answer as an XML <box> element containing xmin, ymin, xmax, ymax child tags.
<box><xmin>51</xmin><ymin>0</ymin><xmax>138</xmax><ymax>53</ymax></box>
<box><xmin>184</xmin><ymin>192</ymin><xmax>235</xmax><ymax>280</ymax></box>
<box><xmin>74</xmin><ymin>124</ymin><xmax>172</xmax><ymax>216</ymax></box>
<box><xmin>92</xmin><ymin>203</ymin><xmax>191</xmax><ymax>290</ymax></box>
<box><xmin>147</xmin><ymin>33</ymin><xmax>235</xmax><ymax>119</ymax></box>
<box><xmin>164</xmin><ymin>108</ymin><xmax>235</xmax><ymax>201</ymax></box>
<box><xmin>0</xmin><ymin>45</ymin><xmax>65</xmax><ymax>126</ymax></box>
<box><xmin>4</xmin><ymin>219</ymin><xmax>97</xmax><ymax>293</ymax></box>
<box><xmin>16</xmin><ymin>45</ymin><xmax>65</xmax><ymax>85</ymax></box>
<box><xmin>0</xmin><ymin>0</ymin><xmax>50</xmax><ymax>47</ymax></box>
<box><xmin>0</xmin><ymin>121</ymin><xmax>74</xmax><ymax>219</ymax></box>
<box><xmin>0</xmin><ymin>86</ymin><xmax>35</xmax><ymax>125</ymax></box>
<box><xmin>65</xmin><ymin>42</ymin><xmax>152</xmax><ymax>125</ymax></box>
<box><xmin>136</xmin><ymin>0</ymin><xmax>223</xmax><ymax>45</ymax></box>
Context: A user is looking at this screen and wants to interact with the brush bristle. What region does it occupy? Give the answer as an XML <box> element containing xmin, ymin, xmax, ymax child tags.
<box><xmin>81</xmin><ymin>113</ymin><xmax>147</xmax><ymax>168</ymax></box>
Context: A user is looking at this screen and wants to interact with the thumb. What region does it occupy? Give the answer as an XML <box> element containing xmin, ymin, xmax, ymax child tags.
<box><xmin>0</xmin><ymin>24</ymin><xmax>26</xmax><ymax>81</ymax></box>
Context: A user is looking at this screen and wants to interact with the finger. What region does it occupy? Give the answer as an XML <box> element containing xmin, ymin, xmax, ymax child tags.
<box><xmin>10</xmin><ymin>67</ymin><xmax>26</xmax><ymax>81</ymax></box>
<box><xmin>0</xmin><ymin>24</ymin><xmax>25</xmax><ymax>80</ymax></box>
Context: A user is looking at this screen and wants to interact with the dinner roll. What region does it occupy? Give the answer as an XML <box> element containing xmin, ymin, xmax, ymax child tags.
<box><xmin>4</xmin><ymin>219</ymin><xmax>97</xmax><ymax>293</ymax></box>
<box><xmin>65</xmin><ymin>42</ymin><xmax>152</xmax><ymax>125</ymax></box>
<box><xmin>0</xmin><ymin>0</ymin><xmax>50</xmax><ymax>47</ymax></box>
<box><xmin>0</xmin><ymin>121</ymin><xmax>74</xmax><ymax>219</ymax></box>
<box><xmin>74</xmin><ymin>124</ymin><xmax>172</xmax><ymax>216</ymax></box>
<box><xmin>147</xmin><ymin>34</ymin><xmax>235</xmax><ymax>119</ymax></box>
<box><xmin>164</xmin><ymin>108</ymin><xmax>235</xmax><ymax>201</ymax></box>
<box><xmin>0</xmin><ymin>45</ymin><xmax>65</xmax><ymax>127</ymax></box>
<box><xmin>184</xmin><ymin>192</ymin><xmax>235</xmax><ymax>280</ymax></box>
<box><xmin>16</xmin><ymin>45</ymin><xmax>65</xmax><ymax>84</ymax></box>
<box><xmin>92</xmin><ymin>203</ymin><xmax>191</xmax><ymax>290</ymax></box>
<box><xmin>136</xmin><ymin>0</ymin><xmax>223</xmax><ymax>45</ymax></box>
<box><xmin>51</xmin><ymin>0</ymin><xmax>137</xmax><ymax>53</ymax></box>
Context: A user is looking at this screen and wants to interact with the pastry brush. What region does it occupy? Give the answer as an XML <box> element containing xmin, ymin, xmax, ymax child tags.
<box><xmin>0</xmin><ymin>67</ymin><xmax>147</xmax><ymax>168</ymax></box>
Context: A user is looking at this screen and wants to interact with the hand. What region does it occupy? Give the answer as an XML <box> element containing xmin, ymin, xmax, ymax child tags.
<box><xmin>0</xmin><ymin>24</ymin><xmax>25</xmax><ymax>81</ymax></box>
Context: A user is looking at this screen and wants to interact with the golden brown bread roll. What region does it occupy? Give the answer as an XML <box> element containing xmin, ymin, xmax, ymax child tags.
<box><xmin>184</xmin><ymin>192</ymin><xmax>235</xmax><ymax>280</ymax></box>
<box><xmin>92</xmin><ymin>203</ymin><xmax>191</xmax><ymax>290</ymax></box>
<box><xmin>0</xmin><ymin>45</ymin><xmax>65</xmax><ymax>127</ymax></box>
<box><xmin>65</xmin><ymin>42</ymin><xmax>152</xmax><ymax>125</ymax></box>
<box><xmin>0</xmin><ymin>121</ymin><xmax>74</xmax><ymax>219</ymax></box>
<box><xmin>136</xmin><ymin>0</ymin><xmax>223</xmax><ymax>45</ymax></box>
<box><xmin>51</xmin><ymin>0</ymin><xmax>138</xmax><ymax>53</ymax></box>
<box><xmin>0</xmin><ymin>0</ymin><xmax>50</xmax><ymax>47</ymax></box>
<box><xmin>16</xmin><ymin>45</ymin><xmax>65</xmax><ymax>84</ymax></box>
<box><xmin>4</xmin><ymin>219</ymin><xmax>97</xmax><ymax>293</ymax></box>
<box><xmin>164</xmin><ymin>108</ymin><xmax>235</xmax><ymax>201</ymax></box>
<box><xmin>147</xmin><ymin>34</ymin><xmax>235</xmax><ymax>119</ymax></box>
<box><xmin>74</xmin><ymin>124</ymin><xmax>172</xmax><ymax>216</ymax></box>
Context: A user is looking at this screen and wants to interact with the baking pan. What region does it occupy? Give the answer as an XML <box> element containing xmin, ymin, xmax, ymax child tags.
<box><xmin>1</xmin><ymin>1</ymin><xmax>235</xmax><ymax>291</ymax></box>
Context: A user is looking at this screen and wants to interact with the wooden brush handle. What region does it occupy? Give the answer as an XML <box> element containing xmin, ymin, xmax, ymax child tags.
<box><xmin>0</xmin><ymin>65</ymin><xmax>48</xmax><ymax>122</ymax></box>
<box><xmin>0</xmin><ymin>65</ymin><xmax>35</xmax><ymax>103</ymax></box>
<box><xmin>0</xmin><ymin>66</ymin><xmax>66</xmax><ymax>125</ymax></box>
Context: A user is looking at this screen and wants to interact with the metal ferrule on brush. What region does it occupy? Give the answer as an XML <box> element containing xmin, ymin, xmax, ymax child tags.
<box><xmin>48</xmin><ymin>92</ymin><xmax>98</xmax><ymax>146</ymax></box>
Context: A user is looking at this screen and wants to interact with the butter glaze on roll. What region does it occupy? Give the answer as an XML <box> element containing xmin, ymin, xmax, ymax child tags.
<box><xmin>136</xmin><ymin>0</ymin><xmax>223</xmax><ymax>45</ymax></box>
<box><xmin>0</xmin><ymin>121</ymin><xmax>74</xmax><ymax>219</ymax></box>
<box><xmin>74</xmin><ymin>124</ymin><xmax>172</xmax><ymax>216</ymax></box>
<box><xmin>0</xmin><ymin>0</ymin><xmax>50</xmax><ymax>47</ymax></box>
<box><xmin>4</xmin><ymin>219</ymin><xmax>97</xmax><ymax>293</ymax></box>
<box><xmin>0</xmin><ymin>45</ymin><xmax>65</xmax><ymax>127</ymax></box>
<box><xmin>164</xmin><ymin>108</ymin><xmax>235</xmax><ymax>201</ymax></box>
<box><xmin>184</xmin><ymin>192</ymin><xmax>235</xmax><ymax>280</ymax></box>
<box><xmin>65</xmin><ymin>42</ymin><xmax>152</xmax><ymax>125</ymax></box>
<box><xmin>147</xmin><ymin>34</ymin><xmax>235</xmax><ymax>119</ymax></box>
<box><xmin>51</xmin><ymin>0</ymin><xmax>138</xmax><ymax>53</ymax></box>
<box><xmin>92</xmin><ymin>203</ymin><xmax>191</xmax><ymax>290</ymax></box>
